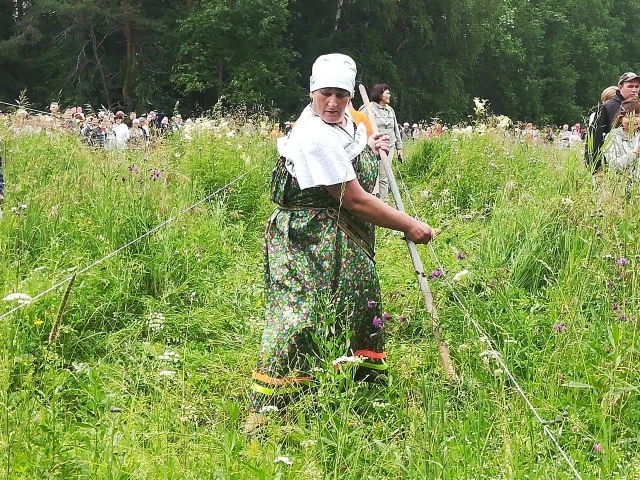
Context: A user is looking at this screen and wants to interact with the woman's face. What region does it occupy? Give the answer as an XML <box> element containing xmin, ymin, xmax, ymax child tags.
<box><xmin>380</xmin><ymin>89</ymin><xmax>391</xmax><ymax>105</ymax></box>
<box><xmin>311</xmin><ymin>88</ymin><xmax>350</xmax><ymax>124</ymax></box>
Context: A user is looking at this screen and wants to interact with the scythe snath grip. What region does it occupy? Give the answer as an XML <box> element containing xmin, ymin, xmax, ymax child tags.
<box><xmin>358</xmin><ymin>84</ymin><xmax>458</xmax><ymax>382</ymax></box>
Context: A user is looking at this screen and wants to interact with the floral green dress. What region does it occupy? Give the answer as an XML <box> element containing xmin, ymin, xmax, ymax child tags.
<box><xmin>250</xmin><ymin>143</ymin><xmax>387</xmax><ymax>411</ymax></box>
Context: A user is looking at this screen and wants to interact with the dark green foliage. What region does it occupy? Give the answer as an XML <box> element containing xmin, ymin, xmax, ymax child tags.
<box><xmin>0</xmin><ymin>0</ymin><xmax>638</xmax><ymax>123</ymax></box>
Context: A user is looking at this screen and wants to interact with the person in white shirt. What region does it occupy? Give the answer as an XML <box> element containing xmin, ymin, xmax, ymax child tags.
<box><xmin>604</xmin><ymin>99</ymin><xmax>640</xmax><ymax>177</ymax></box>
<box><xmin>111</xmin><ymin>111</ymin><xmax>130</xmax><ymax>148</ymax></box>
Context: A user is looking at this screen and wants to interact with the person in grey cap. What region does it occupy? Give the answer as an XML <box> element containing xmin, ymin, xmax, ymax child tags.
<box><xmin>586</xmin><ymin>72</ymin><xmax>640</xmax><ymax>172</ymax></box>
<box><xmin>246</xmin><ymin>53</ymin><xmax>436</xmax><ymax>430</ymax></box>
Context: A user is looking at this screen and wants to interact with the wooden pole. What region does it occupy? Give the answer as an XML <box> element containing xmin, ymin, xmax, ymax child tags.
<box><xmin>358</xmin><ymin>84</ymin><xmax>458</xmax><ymax>382</ymax></box>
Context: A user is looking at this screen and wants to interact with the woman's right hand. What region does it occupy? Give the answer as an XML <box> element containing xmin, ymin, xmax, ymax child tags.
<box><xmin>405</xmin><ymin>220</ymin><xmax>437</xmax><ymax>244</ymax></box>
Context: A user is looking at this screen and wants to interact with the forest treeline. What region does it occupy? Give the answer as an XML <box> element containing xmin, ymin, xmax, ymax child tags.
<box><xmin>1</xmin><ymin>0</ymin><xmax>639</xmax><ymax>124</ymax></box>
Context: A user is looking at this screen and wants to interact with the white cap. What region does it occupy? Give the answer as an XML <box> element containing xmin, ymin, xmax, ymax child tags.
<box><xmin>310</xmin><ymin>53</ymin><xmax>356</xmax><ymax>93</ymax></box>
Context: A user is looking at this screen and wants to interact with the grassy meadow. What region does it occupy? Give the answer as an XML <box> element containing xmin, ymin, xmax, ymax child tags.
<box><xmin>1</xmin><ymin>122</ymin><xmax>639</xmax><ymax>479</ymax></box>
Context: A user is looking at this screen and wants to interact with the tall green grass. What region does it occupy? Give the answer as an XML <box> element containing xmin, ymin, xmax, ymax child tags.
<box><xmin>1</xmin><ymin>125</ymin><xmax>639</xmax><ymax>479</ymax></box>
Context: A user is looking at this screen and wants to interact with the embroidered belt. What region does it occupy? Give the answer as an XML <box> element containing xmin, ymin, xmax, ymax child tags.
<box><xmin>275</xmin><ymin>204</ymin><xmax>375</xmax><ymax>261</ymax></box>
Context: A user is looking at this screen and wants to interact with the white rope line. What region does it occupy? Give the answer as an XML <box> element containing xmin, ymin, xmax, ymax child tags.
<box><xmin>0</xmin><ymin>167</ymin><xmax>257</xmax><ymax>322</ymax></box>
<box><xmin>394</xmin><ymin>159</ymin><xmax>583</xmax><ymax>479</ymax></box>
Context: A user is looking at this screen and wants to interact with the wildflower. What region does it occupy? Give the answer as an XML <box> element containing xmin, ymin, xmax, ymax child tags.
<box><xmin>300</xmin><ymin>439</ymin><xmax>317</xmax><ymax>448</ymax></box>
<box><xmin>158</xmin><ymin>370</ymin><xmax>176</xmax><ymax>377</ymax></box>
<box><xmin>382</xmin><ymin>312</ymin><xmax>391</xmax><ymax>321</ymax></box>
<box><xmin>571</xmin><ymin>425</ymin><xmax>580</xmax><ymax>432</ymax></box>
<box><xmin>33</xmin><ymin>319</ymin><xmax>44</xmax><ymax>326</ymax></box>
<box><xmin>561</xmin><ymin>197</ymin><xmax>574</xmax><ymax>206</ymax></box>
<box><xmin>592</xmin><ymin>443</ymin><xmax>604</xmax><ymax>454</ymax></box>
<box><xmin>372</xmin><ymin>316</ymin><xmax>383</xmax><ymax>329</ymax></box>
<box><xmin>72</xmin><ymin>361</ymin><xmax>88</xmax><ymax>373</ymax></box>
<box><xmin>479</xmin><ymin>349</ymin><xmax>500</xmax><ymax>361</ymax></box>
<box><xmin>121</xmin><ymin>176</ymin><xmax>126</xmax><ymax>182</ymax></box>
<box><xmin>150</xmin><ymin>170</ymin><xmax>161</xmax><ymax>181</ymax></box>
<box><xmin>158</xmin><ymin>350</ymin><xmax>180</xmax><ymax>363</ymax></box>
<box><xmin>453</xmin><ymin>269</ymin><xmax>469</xmax><ymax>282</ymax></box>
<box><xmin>456</xmin><ymin>252</ymin><xmax>465</xmax><ymax>260</ymax></box>
<box><xmin>606</xmin><ymin>280</ymin><xmax>616</xmax><ymax>289</ymax></box>
<box><xmin>274</xmin><ymin>456</ymin><xmax>293</xmax><ymax>466</ymax></box>
<box><xmin>553</xmin><ymin>323</ymin><xmax>565</xmax><ymax>332</ymax></box>
<box><xmin>493</xmin><ymin>368</ymin><xmax>503</xmax><ymax>376</ymax></box>
<box><xmin>612</xmin><ymin>302</ymin><xmax>620</xmax><ymax>311</ymax></box>
<box><xmin>440</xmin><ymin>189</ymin><xmax>450</xmax><ymax>197</ymax></box>
<box><xmin>148</xmin><ymin>312</ymin><xmax>165</xmax><ymax>331</ymax></box>
<box><xmin>617</xmin><ymin>257</ymin><xmax>628</xmax><ymax>266</ymax></box>
<box><xmin>429</xmin><ymin>269</ymin><xmax>443</xmax><ymax>279</ymax></box>
<box><xmin>19</xmin><ymin>204</ymin><xmax>27</xmax><ymax>210</ymax></box>
<box><xmin>259</xmin><ymin>405</ymin><xmax>279</xmax><ymax>414</ymax></box>
<box><xmin>3</xmin><ymin>293</ymin><xmax>33</xmax><ymax>304</ymax></box>
<box><xmin>332</xmin><ymin>355</ymin><xmax>362</xmax><ymax>366</ymax></box>
<box><xmin>617</xmin><ymin>313</ymin><xmax>627</xmax><ymax>322</ymax></box>
<box><xmin>398</xmin><ymin>315</ymin><xmax>407</xmax><ymax>323</ymax></box>
<box><xmin>366</xmin><ymin>299</ymin><xmax>377</xmax><ymax>308</ymax></box>
<box><xmin>372</xmin><ymin>401</ymin><xmax>388</xmax><ymax>408</ymax></box>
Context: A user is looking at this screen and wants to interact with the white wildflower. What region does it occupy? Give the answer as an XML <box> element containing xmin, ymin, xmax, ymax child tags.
<box><xmin>19</xmin><ymin>204</ymin><xmax>27</xmax><ymax>210</ymax></box>
<box><xmin>493</xmin><ymin>368</ymin><xmax>504</xmax><ymax>376</ymax></box>
<box><xmin>440</xmin><ymin>189</ymin><xmax>450</xmax><ymax>197</ymax></box>
<box><xmin>259</xmin><ymin>405</ymin><xmax>279</xmax><ymax>414</ymax></box>
<box><xmin>452</xmin><ymin>269</ymin><xmax>470</xmax><ymax>282</ymax></box>
<box><xmin>473</xmin><ymin>97</ymin><xmax>488</xmax><ymax>115</ymax></box>
<box><xmin>71</xmin><ymin>361</ymin><xmax>88</xmax><ymax>374</ymax></box>
<box><xmin>3</xmin><ymin>293</ymin><xmax>33</xmax><ymax>304</ymax></box>
<box><xmin>504</xmin><ymin>338</ymin><xmax>518</xmax><ymax>344</ymax></box>
<box><xmin>225</xmin><ymin>131</ymin><xmax>236</xmax><ymax>137</ymax></box>
<box><xmin>158</xmin><ymin>349</ymin><xmax>180</xmax><ymax>363</ymax></box>
<box><xmin>421</xmin><ymin>189</ymin><xmax>430</xmax><ymax>198</ymax></box>
<box><xmin>158</xmin><ymin>370</ymin><xmax>176</xmax><ymax>377</ymax></box>
<box><xmin>561</xmin><ymin>197</ymin><xmax>574</xmax><ymax>206</ymax></box>
<box><xmin>274</xmin><ymin>456</ymin><xmax>293</xmax><ymax>466</ymax></box>
<box><xmin>300</xmin><ymin>439</ymin><xmax>317</xmax><ymax>448</ymax></box>
<box><xmin>332</xmin><ymin>355</ymin><xmax>362</xmax><ymax>366</ymax></box>
<box><xmin>148</xmin><ymin>312</ymin><xmax>165</xmax><ymax>331</ymax></box>
<box><xmin>372</xmin><ymin>401</ymin><xmax>388</xmax><ymax>408</ymax></box>
<box><xmin>179</xmin><ymin>403</ymin><xmax>197</xmax><ymax>423</ymax></box>
<box><xmin>480</xmin><ymin>350</ymin><xmax>501</xmax><ymax>364</ymax></box>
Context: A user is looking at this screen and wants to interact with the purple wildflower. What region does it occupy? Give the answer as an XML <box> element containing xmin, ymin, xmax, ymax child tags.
<box><xmin>612</xmin><ymin>302</ymin><xmax>620</xmax><ymax>311</ymax></box>
<box><xmin>553</xmin><ymin>323</ymin><xmax>565</xmax><ymax>332</ymax></box>
<box><xmin>372</xmin><ymin>316</ymin><xmax>383</xmax><ymax>329</ymax></box>
<box><xmin>398</xmin><ymin>315</ymin><xmax>407</xmax><ymax>323</ymax></box>
<box><xmin>617</xmin><ymin>313</ymin><xmax>627</xmax><ymax>322</ymax></box>
<box><xmin>606</xmin><ymin>280</ymin><xmax>616</xmax><ymax>289</ymax></box>
<box><xmin>617</xmin><ymin>257</ymin><xmax>628</xmax><ymax>266</ymax></box>
<box><xmin>592</xmin><ymin>443</ymin><xmax>604</xmax><ymax>454</ymax></box>
<box><xmin>382</xmin><ymin>312</ymin><xmax>392</xmax><ymax>321</ymax></box>
<box><xmin>128</xmin><ymin>164</ymin><xmax>140</xmax><ymax>173</ymax></box>
<box><xmin>456</xmin><ymin>252</ymin><xmax>465</xmax><ymax>260</ymax></box>
<box><xmin>367</xmin><ymin>299</ymin><xmax>377</xmax><ymax>309</ymax></box>
<box><xmin>150</xmin><ymin>170</ymin><xmax>161</xmax><ymax>181</ymax></box>
<box><xmin>429</xmin><ymin>269</ymin><xmax>443</xmax><ymax>279</ymax></box>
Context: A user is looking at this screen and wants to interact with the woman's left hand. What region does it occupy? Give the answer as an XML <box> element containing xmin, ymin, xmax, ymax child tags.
<box><xmin>368</xmin><ymin>133</ymin><xmax>390</xmax><ymax>157</ymax></box>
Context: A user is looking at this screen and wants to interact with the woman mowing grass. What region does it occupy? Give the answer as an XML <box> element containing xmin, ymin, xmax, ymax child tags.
<box><xmin>246</xmin><ymin>54</ymin><xmax>436</xmax><ymax>431</ymax></box>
